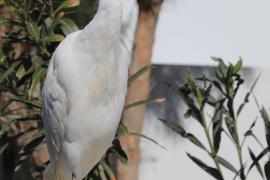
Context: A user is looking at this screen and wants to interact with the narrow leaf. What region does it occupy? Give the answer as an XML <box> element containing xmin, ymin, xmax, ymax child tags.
<box><xmin>0</xmin><ymin>18</ymin><xmax>9</xmax><ymax>25</ymax></box>
<box><xmin>216</xmin><ymin>156</ymin><xmax>237</xmax><ymax>173</ymax></box>
<box><xmin>26</xmin><ymin>21</ymin><xmax>40</xmax><ymax>41</ymax></box>
<box><xmin>10</xmin><ymin>96</ymin><xmax>42</xmax><ymax>109</ymax></box>
<box><xmin>23</xmin><ymin>134</ymin><xmax>44</xmax><ymax>152</ymax></box>
<box><xmin>159</xmin><ymin>119</ymin><xmax>206</xmax><ymax>151</ymax></box>
<box><xmin>260</xmin><ymin>106</ymin><xmax>270</xmax><ymax>149</ymax></box>
<box><xmin>248</xmin><ymin>148</ymin><xmax>264</xmax><ymax>179</ymax></box>
<box><xmin>7</xmin><ymin>114</ymin><xmax>41</xmax><ymax>123</ymax></box>
<box><xmin>42</xmin><ymin>34</ymin><xmax>64</xmax><ymax>42</ymax></box>
<box><xmin>100</xmin><ymin>159</ymin><xmax>115</xmax><ymax>180</ymax></box>
<box><xmin>212</xmin><ymin>103</ymin><xmax>223</xmax><ymax>153</ymax></box>
<box><xmin>124</xmin><ymin>98</ymin><xmax>165</xmax><ymax>110</ymax></box>
<box><xmin>0</xmin><ymin>61</ymin><xmax>21</xmax><ymax>83</ymax></box>
<box><xmin>130</xmin><ymin>132</ymin><xmax>166</xmax><ymax>150</ymax></box>
<box><xmin>265</xmin><ymin>161</ymin><xmax>270</xmax><ymax>180</ymax></box>
<box><xmin>110</xmin><ymin>140</ymin><xmax>128</xmax><ymax>165</ymax></box>
<box><xmin>187</xmin><ymin>153</ymin><xmax>223</xmax><ymax>180</ymax></box>
<box><xmin>128</xmin><ymin>65</ymin><xmax>152</xmax><ymax>86</ymax></box>
<box><xmin>28</xmin><ymin>67</ymin><xmax>46</xmax><ymax>98</ymax></box>
<box><xmin>233</xmin><ymin>58</ymin><xmax>243</xmax><ymax>74</ymax></box>
<box><xmin>52</xmin><ymin>1</ymin><xmax>70</xmax><ymax>17</ymax></box>
<box><xmin>211</xmin><ymin>57</ymin><xmax>227</xmax><ymax>76</ymax></box>
<box><xmin>237</xmin><ymin>74</ymin><xmax>261</xmax><ymax>116</ymax></box>
<box><xmin>248</xmin><ymin>148</ymin><xmax>269</xmax><ymax>174</ymax></box>
<box><xmin>58</xmin><ymin>18</ymin><xmax>79</xmax><ymax>35</ymax></box>
<box><xmin>0</xmin><ymin>143</ymin><xmax>8</xmax><ymax>155</ymax></box>
<box><xmin>117</xmin><ymin>123</ymin><xmax>129</xmax><ymax>135</ymax></box>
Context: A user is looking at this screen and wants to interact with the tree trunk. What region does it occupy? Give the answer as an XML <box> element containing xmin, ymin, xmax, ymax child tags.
<box><xmin>117</xmin><ymin>1</ymin><xmax>163</xmax><ymax>180</ymax></box>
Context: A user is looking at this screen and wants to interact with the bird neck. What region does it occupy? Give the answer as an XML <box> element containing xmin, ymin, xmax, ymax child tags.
<box><xmin>98</xmin><ymin>0</ymin><xmax>122</xmax><ymax>13</ymax></box>
<box><xmin>74</xmin><ymin>0</ymin><xmax>123</xmax><ymax>59</ymax></box>
<box><xmin>97</xmin><ymin>0</ymin><xmax>122</xmax><ymax>27</ymax></box>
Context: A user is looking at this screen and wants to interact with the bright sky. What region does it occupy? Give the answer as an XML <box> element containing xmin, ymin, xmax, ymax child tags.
<box><xmin>151</xmin><ymin>0</ymin><xmax>270</xmax><ymax>67</ymax></box>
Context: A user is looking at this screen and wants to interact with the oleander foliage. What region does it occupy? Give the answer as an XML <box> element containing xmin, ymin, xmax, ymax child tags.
<box><xmin>160</xmin><ymin>59</ymin><xmax>270</xmax><ymax>180</ymax></box>
<box><xmin>0</xmin><ymin>0</ymin><xmax>159</xmax><ymax>179</ymax></box>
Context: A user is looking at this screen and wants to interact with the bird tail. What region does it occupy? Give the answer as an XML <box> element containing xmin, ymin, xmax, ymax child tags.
<box><xmin>43</xmin><ymin>159</ymin><xmax>64</xmax><ymax>180</ymax></box>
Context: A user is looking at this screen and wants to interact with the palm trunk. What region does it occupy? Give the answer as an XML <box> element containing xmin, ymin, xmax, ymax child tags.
<box><xmin>117</xmin><ymin>1</ymin><xmax>163</xmax><ymax>180</ymax></box>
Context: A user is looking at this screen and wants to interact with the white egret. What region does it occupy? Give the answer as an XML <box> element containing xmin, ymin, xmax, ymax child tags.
<box><xmin>42</xmin><ymin>0</ymin><xmax>129</xmax><ymax>179</ymax></box>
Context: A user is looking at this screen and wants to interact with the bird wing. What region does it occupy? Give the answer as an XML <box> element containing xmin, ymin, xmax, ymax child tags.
<box><xmin>42</xmin><ymin>54</ymin><xmax>68</xmax><ymax>164</ymax></box>
<box><xmin>120</xmin><ymin>38</ymin><xmax>132</xmax><ymax>67</ymax></box>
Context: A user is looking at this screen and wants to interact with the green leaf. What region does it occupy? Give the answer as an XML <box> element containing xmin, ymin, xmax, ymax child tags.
<box><xmin>159</xmin><ymin>118</ymin><xmax>185</xmax><ymax>134</ymax></box>
<box><xmin>237</xmin><ymin>74</ymin><xmax>261</xmax><ymax>117</ymax></box>
<box><xmin>28</xmin><ymin>67</ymin><xmax>46</xmax><ymax>98</ymax></box>
<box><xmin>16</xmin><ymin>64</ymin><xmax>26</xmax><ymax>79</ymax></box>
<box><xmin>196</xmin><ymin>87</ymin><xmax>204</xmax><ymax>108</ymax></box>
<box><xmin>212</xmin><ymin>103</ymin><xmax>224</xmax><ymax>153</ymax></box>
<box><xmin>44</xmin><ymin>17</ymin><xmax>53</xmax><ymax>31</ymax></box>
<box><xmin>244</xmin><ymin>119</ymin><xmax>257</xmax><ymax>137</ymax></box>
<box><xmin>187</xmin><ymin>153</ymin><xmax>223</xmax><ymax>180</ymax></box>
<box><xmin>159</xmin><ymin>119</ymin><xmax>206</xmax><ymax>151</ymax></box>
<box><xmin>117</xmin><ymin>122</ymin><xmax>129</xmax><ymax>135</ymax></box>
<box><xmin>0</xmin><ymin>61</ymin><xmax>21</xmax><ymax>83</ymax></box>
<box><xmin>248</xmin><ymin>148</ymin><xmax>264</xmax><ymax>179</ymax></box>
<box><xmin>42</xmin><ymin>34</ymin><xmax>64</xmax><ymax>42</ymax></box>
<box><xmin>224</xmin><ymin>115</ymin><xmax>235</xmax><ymax>141</ymax></box>
<box><xmin>212</xmin><ymin>80</ymin><xmax>225</xmax><ymax>95</ymax></box>
<box><xmin>130</xmin><ymin>132</ymin><xmax>166</xmax><ymax>150</ymax></box>
<box><xmin>58</xmin><ymin>18</ymin><xmax>79</xmax><ymax>36</ymax></box>
<box><xmin>233</xmin><ymin>165</ymin><xmax>247</xmax><ymax>180</ymax></box>
<box><xmin>242</xmin><ymin>119</ymin><xmax>258</xmax><ymax>148</ymax></box>
<box><xmin>168</xmin><ymin>82</ymin><xmax>202</xmax><ymax>125</ymax></box>
<box><xmin>233</xmin><ymin>58</ymin><xmax>243</xmax><ymax>74</ymax></box>
<box><xmin>185</xmin><ymin>69</ymin><xmax>199</xmax><ymax>97</ymax></box>
<box><xmin>110</xmin><ymin>140</ymin><xmax>128</xmax><ymax>165</ymax></box>
<box><xmin>0</xmin><ymin>143</ymin><xmax>8</xmax><ymax>155</ymax></box>
<box><xmin>10</xmin><ymin>95</ymin><xmax>42</xmax><ymax>109</ymax></box>
<box><xmin>23</xmin><ymin>133</ymin><xmax>44</xmax><ymax>152</ymax></box>
<box><xmin>0</xmin><ymin>51</ymin><xmax>5</xmax><ymax>63</ymax></box>
<box><xmin>7</xmin><ymin>114</ymin><xmax>41</xmax><ymax>123</ymax></box>
<box><xmin>100</xmin><ymin>159</ymin><xmax>115</xmax><ymax>179</ymax></box>
<box><xmin>227</xmin><ymin>64</ymin><xmax>234</xmax><ymax>78</ymax></box>
<box><xmin>265</xmin><ymin>161</ymin><xmax>270</xmax><ymax>180</ymax></box>
<box><xmin>52</xmin><ymin>1</ymin><xmax>70</xmax><ymax>17</ymax></box>
<box><xmin>26</xmin><ymin>21</ymin><xmax>40</xmax><ymax>41</ymax></box>
<box><xmin>128</xmin><ymin>65</ymin><xmax>152</xmax><ymax>86</ymax></box>
<box><xmin>260</xmin><ymin>106</ymin><xmax>270</xmax><ymax>149</ymax></box>
<box><xmin>15</xmin><ymin>154</ymin><xmax>30</xmax><ymax>172</ymax></box>
<box><xmin>124</xmin><ymin>98</ymin><xmax>165</xmax><ymax>110</ymax></box>
<box><xmin>216</xmin><ymin>156</ymin><xmax>237</xmax><ymax>173</ymax></box>
<box><xmin>212</xmin><ymin>57</ymin><xmax>227</xmax><ymax>76</ymax></box>
<box><xmin>248</xmin><ymin>148</ymin><xmax>269</xmax><ymax>174</ymax></box>
<box><xmin>0</xmin><ymin>17</ymin><xmax>9</xmax><ymax>25</ymax></box>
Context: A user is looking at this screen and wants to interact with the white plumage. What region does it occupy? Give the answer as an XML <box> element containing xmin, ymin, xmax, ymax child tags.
<box><xmin>42</xmin><ymin>0</ymin><xmax>129</xmax><ymax>179</ymax></box>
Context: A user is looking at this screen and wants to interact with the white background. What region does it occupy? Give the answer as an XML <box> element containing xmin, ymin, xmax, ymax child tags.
<box><xmin>151</xmin><ymin>0</ymin><xmax>270</xmax><ymax>67</ymax></box>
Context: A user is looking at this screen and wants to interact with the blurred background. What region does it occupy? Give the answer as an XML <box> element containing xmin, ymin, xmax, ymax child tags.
<box><xmin>0</xmin><ymin>0</ymin><xmax>270</xmax><ymax>179</ymax></box>
<box><xmin>124</xmin><ymin>0</ymin><xmax>270</xmax><ymax>179</ymax></box>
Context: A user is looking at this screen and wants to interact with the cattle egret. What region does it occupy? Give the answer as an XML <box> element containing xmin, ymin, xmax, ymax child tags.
<box><xmin>42</xmin><ymin>0</ymin><xmax>129</xmax><ymax>179</ymax></box>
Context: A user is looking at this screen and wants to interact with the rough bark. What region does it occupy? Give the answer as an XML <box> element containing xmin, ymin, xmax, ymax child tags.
<box><xmin>117</xmin><ymin>1</ymin><xmax>163</xmax><ymax>180</ymax></box>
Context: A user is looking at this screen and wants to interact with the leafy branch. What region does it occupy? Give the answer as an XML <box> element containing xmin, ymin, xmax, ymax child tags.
<box><xmin>160</xmin><ymin>58</ymin><xmax>270</xmax><ymax>180</ymax></box>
